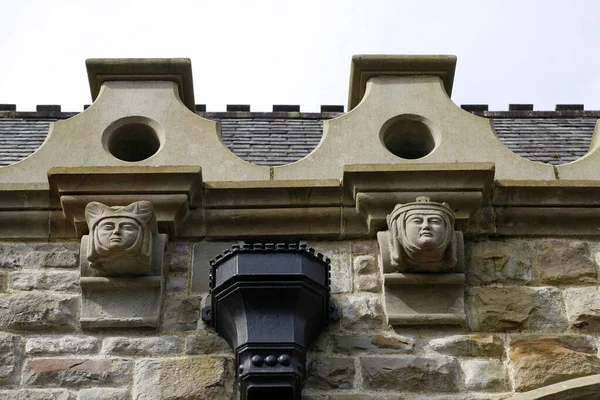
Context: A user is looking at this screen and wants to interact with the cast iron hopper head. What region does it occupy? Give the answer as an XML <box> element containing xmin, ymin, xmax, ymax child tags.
<box><xmin>203</xmin><ymin>242</ymin><xmax>331</xmax><ymax>400</ymax></box>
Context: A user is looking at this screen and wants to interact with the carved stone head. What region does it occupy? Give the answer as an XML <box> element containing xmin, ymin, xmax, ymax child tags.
<box><xmin>85</xmin><ymin>201</ymin><xmax>156</xmax><ymax>275</ymax></box>
<box><xmin>387</xmin><ymin>196</ymin><xmax>457</xmax><ymax>272</ymax></box>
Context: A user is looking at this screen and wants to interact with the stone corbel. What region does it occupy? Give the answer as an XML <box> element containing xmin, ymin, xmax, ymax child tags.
<box><xmin>79</xmin><ymin>200</ymin><xmax>167</xmax><ymax>329</ymax></box>
<box><xmin>378</xmin><ymin>197</ymin><xmax>466</xmax><ymax>325</ymax></box>
<box><xmin>342</xmin><ymin>163</ymin><xmax>494</xmax><ymax>326</ymax></box>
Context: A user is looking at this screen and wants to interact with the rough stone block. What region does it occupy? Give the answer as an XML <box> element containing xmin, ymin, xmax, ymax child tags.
<box><xmin>22</xmin><ymin>358</ymin><xmax>131</xmax><ymax>388</ymax></box>
<box><xmin>166</xmin><ymin>242</ymin><xmax>191</xmax><ymax>274</ymax></box>
<box><xmin>26</xmin><ymin>336</ymin><xmax>99</xmax><ymax>356</ymax></box>
<box><xmin>533</xmin><ymin>239</ymin><xmax>596</xmax><ymax>284</ymax></box>
<box><xmin>305</xmin><ymin>357</ymin><xmax>355</xmax><ymax>390</ymax></box>
<box><xmin>0</xmin><ymin>243</ymin><xmax>79</xmax><ymax>269</ymax></box>
<box><xmin>341</xmin><ymin>295</ymin><xmax>385</xmax><ymax>331</ymax></box>
<box><xmin>0</xmin><ymin>292</ymin><xmax>79</xmax><ymax>332</ymax></box>
<box><xmin>509</xmin><ymin>335</ymin><xmax>600</xmax><ymax>392</ymax></box>
<box><xmin>0</xmin><ymin>389</ymin><xmax>74</xmax><ymax>400</ymax></box>
<box><xmin>564</xmin><ymin>286</ymin><xmax>600</xmax><ymax>330</ymax></box>
<box><xmin>354</xmin><ymin>255</ymin><xmax>381</xmax><ymax>292</ymax></box>
<box><xmin>166</xmin><ymin>277</ymin><xmax>187</xmax><ymax>293</ymax></box>
<box><xmin>467</xmin><ymin>286</ymin><xmax>566</xmax><ymax>331</ymax></box>
<box><xmin>0</xmin><ymin>333</ymin><xmax>21</xmax><ymax>385</ymax></box>
<box><xmin>311</xmin><ymin>241</ymin><xmax>353</xmax><ymax>293</ymax></box>
<box><xmin>467</xmin><ymin>240</ymin><xmax>533</xmax><ymax>285</ymax></box>
<box><xmin>78</xmin><ymin>388</ymin><xmax>128</xmax><ymax>400</ymax></box>
<box><xmin>185</xmin><ymin>334</ymin><xmax>231</xmax><ymax>355</ymax></box>
<box><xmin>161</xmin><ymin>295</ymin><xmax>201</xmax><ymax>332</ymax></box>
<box><xmin>361</xmin><ymin>356</ymin><xmax>459</xmax><ymax>392</ymax></box>
<box><xmin>355</xmin><ymin>275</ymin><xmax>381</xmax><ymax>293</ymax></box>
<box><xmin>8</xmin><ymin>272</ymin><xmax>79</xmax><ymax>292</ymax></box>
<box><xmin>132</xmin><ymin>357</ymin><xmax>234</xmax><ymax>400</ymax></box>
<box><xmin>331</xmin><ymin>334</ymin><xmax>414</xmax><ymax>354</ymax></box>
<box><xmin>354</xmin><ymin>255</ymin><xmax>377</xmax><ymax>275</ymax></box>
<box><xmin>461</xmin><ymin>359</ymin><xmax>507</xmax><ymax>391</ymax></box>
<box><xmin>329</xmin><ymin>395</ymin><xmax>405</xmax><ymax>400</ymax></box>
<box><xmin>102</xmin><ymin>337</ymin><xmax>179</xmax><ymax>355</ymax></box>
<box><xmin>351</xmin><ymin>240</ymin><xmax>377</xmax><ymax>256</ymax></box>
<box><xmin>427</xmin><ymin>334</ymin><xmax>504</xmax><ymax>357</ymax></box>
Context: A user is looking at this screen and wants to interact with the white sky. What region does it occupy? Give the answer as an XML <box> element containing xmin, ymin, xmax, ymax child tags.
<box><xmin>1</xmin><ymin>0</ymin><xmax>599</xmax><ymax>112</ymax></box>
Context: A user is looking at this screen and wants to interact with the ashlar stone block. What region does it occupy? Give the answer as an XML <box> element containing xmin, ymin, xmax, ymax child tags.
<box><xmin>132</xmin><ymin>357</ymin><xmax>234</xmax><ymax>400</ymax></box>
<box><xmin>360</xmin><ymin>356</ymin><xmax>459</xmax><ymax>392</ymax></box>
<box><xmin>22</xmin><ymin>358</ymin><xmax>131</xmax><ymax>388</ymax></box>
<box><xmin>509</xmin><ymin>335</ymin><xmax>600</xmax><ymax>392</ymax></box>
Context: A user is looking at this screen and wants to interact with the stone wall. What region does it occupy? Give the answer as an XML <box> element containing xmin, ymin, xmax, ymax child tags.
<box><xmin>0</xmin><ymin>238</ymin><xmax>597</xmax><ymax>399</ymax></box>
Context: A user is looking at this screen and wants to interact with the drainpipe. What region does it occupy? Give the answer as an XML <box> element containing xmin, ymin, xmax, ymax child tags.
<box><xmin>203</xmin><ymin>242</ymin><xmax>331</xmax><ymax>400</ymax></box>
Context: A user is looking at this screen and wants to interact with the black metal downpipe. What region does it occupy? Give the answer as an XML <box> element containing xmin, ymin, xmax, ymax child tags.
<box><xmin>203</xmin><ymin>242</ymin><xmax>331</xmax><ymax>400</ymax></box>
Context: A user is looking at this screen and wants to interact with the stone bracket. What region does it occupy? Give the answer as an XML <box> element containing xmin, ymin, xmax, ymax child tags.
<box><xmin>79</xmin><ymin>233</ymin><xmax>167</xmax><ymax>329</ymax></box>
<box><xmin>383</xmin><ymin>272</ymin><xmax>466</xmax><ymax>326</ymax></box>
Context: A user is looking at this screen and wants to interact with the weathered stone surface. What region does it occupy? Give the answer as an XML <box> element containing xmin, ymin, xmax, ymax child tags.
<box><xmin>354</xmin><ymin>254</ymin><xmax>381</xmax><ymax>292</ymax></box>
<box><xmin>0</xmin><ymin>292</ymin><xmax>79</xmax><ymax>332</ymax></box>
<box><xmin>354</xmin><ymin>255</ymin><xmax>377</xmax><ymax>275</ymax></box>
<box><xmin>329</xmin><ymin>395</ymin><xmax>405</xmax><ymax>400</ymax></box>
<box><xmin>564</xmin><ymin>286</ymin><xmax>600</xmax><ymax>330</ymax></box>
<box><xmin>78</xmin><ymin>388</ymin><xmax>128</xmax><ymax>400</ymax></box>
<box><xmin>133</xmin><ymin>357</ymin><xmax>234</xmax><ymax>400</ymax></box>
<box><xmin>8</xmin><ymin>272</ymin><xmax>79</xmax><ymax>292</ymax></box>
<box><xmin>26</xmin><ymin>336</ymin><xmax>99</xmax><ymax>356</ymax></box>
<box><xmin>341</xmin><ymin>295</ymin><xmax>385</xmax><ymax>331</ymax></box>
<box><xmin>102</xmin><ymin>336</ymin><xmax>179</xmax><ymax>355</ymax></box>
<box><xmin>305</xmin><ymin>357</ymin><xmax>355</xmax><ymax>390</ymax></box>
<box><xmin>0</xmin><ymin>389</ymin><xmax>74</xmax><ymax>400</ymax></box>
<box><xmin>467</xmin><ymin>240</ymin><xmax>533</xmax><ymax>285</ymax></box>
<box><xmin>185</xmin><ymin>334</ymin><xmax>231</xmax><ymax>355</ymax></box>
<box><xmin>0</xmin><ymin>333</ymin><xmax>21</xmax><ymax>385</ymax></box>
<box><xmin>167</xmin><ymin>254</ymin><xmax>189</xmax><ymax>273</ymax></box>
<box><xmin>351</xmin><ymin>240</ymin><xmax>377</xmax><ymax>256</ymax></box>
<box><xmin>0</xmin><ymin>243</ymin><xmax>79</xmax><ymax>269</ymax></box>
<box><xmin>331</xmin><ymin>334</ymin><xmax>414</xmax><ymax>354</ymax></box>
<box><xmin>312</xmin><ymin>241</ymin><xmax>352</xmax><ymax>293</ymax></box>
<box><xmin>427</xmin><ymin>334</ymin><xmax>504</xmax><ymax>357</ymax></box>
<box><xmin>533</xmin><ymin>239</ymin><xmax>597</xmax><ymax>284</ymax></box>
<box><xmin>166</xmin><ymin>277</ymin><xmax>187</xmax><ymax>293</ymax></box>
<box><xmin>22</xmin><ymin>358</ymin><xmax>131</xmax><ymax>388</ymax></box>
<box><xmin>162</xmin><ymin>295</ymin><xmax>201</xmax><ymax>332</ymax></box>
<box><xmin>461</xmin><ymin>359</ymin><xmax>507</xmax><ymax>391</ymax></box>
<box><xmin>0</xmin><ymin>272</ymin><xmax>6</xmax><ymax>291</ymax></box>
<box><xmin>509</xmin><ymin>335</ymin><xmax>600</xmax><ymax>392</ymax></box>
<box><xmin>361</xmin><ymin>356</ymin><xmax>459</xmax><ymax>392</ymax></box>
<box><xmin>355</xmin><ymin>276</ymin><xmax>381</xmax><ymax>293</ymax></box>
<box><xmin>467</xmin><ymin>286</ymin><xmax>567</xmax><ymax>331</ymax></box>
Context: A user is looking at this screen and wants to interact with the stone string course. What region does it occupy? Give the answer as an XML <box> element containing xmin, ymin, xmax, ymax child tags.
<box><xmin>0</xmin><ymin>239</ymin><xmax>598</xmax><ymax>399</ymax></box>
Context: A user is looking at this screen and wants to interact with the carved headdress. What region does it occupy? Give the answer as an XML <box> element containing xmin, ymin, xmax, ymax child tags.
<box><xmin>85</xmin><ymin>201</ymin><xmax>156</xmax><ymax>269</ymax></box>
<box><xmin>387</xmin><ymin>197</ymin><xmax>457</xmax><ymax>271</ymax></box>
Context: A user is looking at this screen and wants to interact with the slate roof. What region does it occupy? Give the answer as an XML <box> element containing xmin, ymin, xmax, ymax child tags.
<box><xmin>0</xmin><ymin>110</ymin><xmax>597</xmax><ymax>167</ymax></box>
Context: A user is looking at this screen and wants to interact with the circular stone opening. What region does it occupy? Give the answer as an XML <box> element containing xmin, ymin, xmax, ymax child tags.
<box><xmin>107</xmin><ymin>123</ymin><xmax>160</xmax><ymax>162</ymax></box>
<box><xmin>381</xmin><ymin>117</ymin><xmax>435</xmax><ymax>159</ymax></box>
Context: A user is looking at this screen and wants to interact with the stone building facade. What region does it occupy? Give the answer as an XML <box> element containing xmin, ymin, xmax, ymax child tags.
<box><xmin>0</xmin><ymin>56</ymin><xmax>598</xmax><ymax>399</ymax></box>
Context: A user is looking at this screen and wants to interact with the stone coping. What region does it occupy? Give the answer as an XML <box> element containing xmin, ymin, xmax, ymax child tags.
<box><xmin>86</xmin><ymin>58</ymin><xmax>196</xmax><ymax>112</ymax></box>
<box><xmin>347</xmin><ymin>54</ymin><xmax>457</xmax><ymax>110</ymax></box>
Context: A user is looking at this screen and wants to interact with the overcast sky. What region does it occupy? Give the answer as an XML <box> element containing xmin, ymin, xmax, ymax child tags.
<box><xmin>1</xmin><ymin>0</ymin><xmax>599</xmax><ymax>112</ymax></box>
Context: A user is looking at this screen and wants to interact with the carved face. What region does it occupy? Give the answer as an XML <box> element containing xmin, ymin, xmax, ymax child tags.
<box><xmin>403</xmin><ymin>212</ymin><xmax>447</xmax><ymax>249</ymax></box>
<box><xmin>96</xmin><ymin>217</ymin><xmax>141</xmax><ymax>251</ymax></box>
